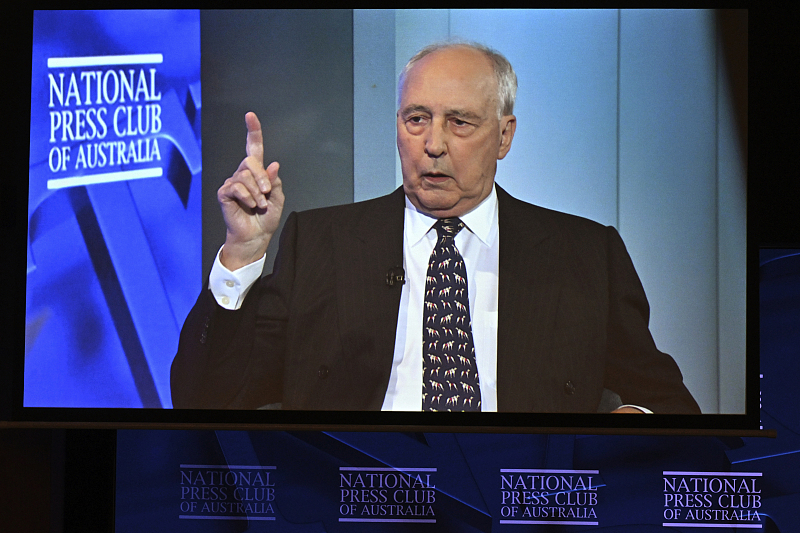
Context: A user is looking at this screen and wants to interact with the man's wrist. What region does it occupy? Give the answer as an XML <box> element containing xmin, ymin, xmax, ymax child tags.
<box><xmin>219</xmin><ymin>236</ymin><xmax>270</xmax><ymax>271</ymax></box>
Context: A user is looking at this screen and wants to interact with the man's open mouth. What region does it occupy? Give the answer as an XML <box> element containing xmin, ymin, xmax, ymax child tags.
<box><xmin>423</xmin><ymin>171</ymin><xmax>451</xmax><ymax>179</ymax></box>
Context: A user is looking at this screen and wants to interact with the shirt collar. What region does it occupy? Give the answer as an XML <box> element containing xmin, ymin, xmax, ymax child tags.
<box><xmin>404</xmin><ymin>184</ymin><xmax>498</xmax><ymax>247</ymax></box>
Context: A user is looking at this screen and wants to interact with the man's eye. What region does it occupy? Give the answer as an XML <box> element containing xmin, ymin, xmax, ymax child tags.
<box><xmin>405</xmin><ymin>116</ymin><xmax>428</xmax><ymax>130</ymax></box>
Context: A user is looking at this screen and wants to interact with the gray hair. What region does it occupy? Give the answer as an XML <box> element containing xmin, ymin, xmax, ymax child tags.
<box><xmin>398</xmin><ymin>41</ymin><xmax>518</xmax><ymax>119</ymax></box>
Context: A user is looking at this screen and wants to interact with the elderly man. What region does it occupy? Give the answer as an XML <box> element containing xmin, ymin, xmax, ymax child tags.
<box><xmin>171</xmin><ymin>42</ymin><xmax>699</xmax><ymax>414</ymax></box>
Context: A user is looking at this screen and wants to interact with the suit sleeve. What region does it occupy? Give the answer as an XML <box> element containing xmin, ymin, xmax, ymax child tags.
<box><xmin>170</xmin><ymin>213</ymin><xmax>299</xmax><ymax>409</ymax></box>
<box><xmin>602</xmin><ymin>226</ymin><xmax>701</xmax><ymax>414</ymax></box>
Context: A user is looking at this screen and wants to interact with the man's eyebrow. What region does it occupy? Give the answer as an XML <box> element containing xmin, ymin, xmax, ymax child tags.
<box><xmin>445</xmin><ymin>109</ymin><xmax>484</xmax><ymax>122</ymax></box>
<box><xmin>400</xmin><ymin>105</ymin><xmax>484</xmax><ymax>122</ymax></box>
<box><xmin>400</xmin><ymin>104</ymin><xmax>431</xmax><ymax>116</ymax></box>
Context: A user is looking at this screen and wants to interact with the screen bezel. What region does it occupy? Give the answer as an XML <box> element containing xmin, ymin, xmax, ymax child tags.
<box><xmin>9</xmin><ymin>8</ymin><xmax>769</xmax><ymax>433</ymax></box>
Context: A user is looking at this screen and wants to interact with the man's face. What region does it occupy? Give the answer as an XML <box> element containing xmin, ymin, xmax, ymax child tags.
<box><xmin>397</xmin><ymin>46</ymin><xmax>516</xmax><ymax>218</ymax></box>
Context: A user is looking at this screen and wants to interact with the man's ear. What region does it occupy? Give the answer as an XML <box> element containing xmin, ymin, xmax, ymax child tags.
<box><xmin>497</xmin><ymin>115</ymin><xmax>516</xmax><ymax>160</ymax></box>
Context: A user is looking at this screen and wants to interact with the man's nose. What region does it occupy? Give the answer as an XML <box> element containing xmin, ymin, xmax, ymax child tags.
<box><xmin>424</xmin><ymin>121</ymin><xmax>447</xmax><ymax>158</ymax></box>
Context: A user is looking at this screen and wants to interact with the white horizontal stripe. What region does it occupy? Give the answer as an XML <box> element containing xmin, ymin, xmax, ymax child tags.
<box><xmin>339</xmin><ymin>467</ymin><xmax>436</xmax><ymax>472</ymax></box>
<box><xmin>180</xmin><ymin>464</ymin><xmax>276</xmax><ymax>470</ymax></box>
<box><xmin>500</xmin><ymin>520</ymin><xmax>599</xmax><ymax>526</ymax></box>
<box><xmin>47</xmin><ymin>168</ymin><xmax>162</xmax><ymax>189</ymax></box>
<box><xmin>501</xmin><ymin>469</ymin><xmax>599</xmax><ymax>474</ymax></box>
<box><xmin>179</xmin><ymin>516</ymin><xmax>275</xmax><ymax>521</ymax></box>
<box><xmin>48</xmin><ymin>54</ymin><xmax>163</xmax><ymax>68</ymax></box>
<box><xmin>663</xmin><ymin>471</ymin><xmax>761</xmax><ymax>477</ymax></box>
<box><xmin>663</xmin><ymin>523</ymin><xmax>761</xmax><ymax>529</ymax></box>
<box><xmin>339</xmin><ymin>518</ymin><xmax>436</xmax><ymax>523</ymax></box>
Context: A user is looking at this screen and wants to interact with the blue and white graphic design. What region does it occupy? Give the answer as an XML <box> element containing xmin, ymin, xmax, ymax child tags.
<box><xmin>26</xmin><ymin>10</ymin><xmax>201</xmax><ymax>407</ymax></box>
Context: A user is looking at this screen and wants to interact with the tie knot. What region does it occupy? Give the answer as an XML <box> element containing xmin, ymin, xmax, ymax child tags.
<box><xmin>434</xmin><ymin>218</ymin><xmax>465</xmax><ymax>239</ymax></box>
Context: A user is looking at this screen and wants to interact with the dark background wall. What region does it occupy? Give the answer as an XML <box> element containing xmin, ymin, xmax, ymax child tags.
<box><xmin>200</xmin><ymin>10</ymin><xmax>354</xmax><ymax>277</ymax></box>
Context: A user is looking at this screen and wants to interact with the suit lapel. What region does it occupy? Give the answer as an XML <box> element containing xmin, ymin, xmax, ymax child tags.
<box><xmin>326</xmin><ymin>185</ymin><xmax>566</xmax><ymax>411</ymax></box>
<box><xmin>331</xmin><ymin>188</ymin><xmax>406</xmax><ymax>406</ymax></box>
<box><xmin>496</xmin><ymin>186</ymin><xmax>563</xmax><ymax>412</ymax></box>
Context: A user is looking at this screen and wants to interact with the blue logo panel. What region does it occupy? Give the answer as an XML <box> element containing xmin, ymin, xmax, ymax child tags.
<box><xmin>26</xmin><ymin>10</ymin><xmax>202</xmax><ymax>408</ymax></box>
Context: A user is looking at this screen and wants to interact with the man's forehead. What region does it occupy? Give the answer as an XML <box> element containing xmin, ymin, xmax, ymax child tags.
<box><xmin>400</xmin><ymin>47</ymin><xmax>497</xmax><ymax>108</ymax></box>
<box><xmin>408</xmin><ymin>47</ymin><xmax>494</xmax><ymax>83</ymax></box>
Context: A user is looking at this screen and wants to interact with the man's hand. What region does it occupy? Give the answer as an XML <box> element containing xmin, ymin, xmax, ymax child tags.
<box><xmin>217</xmin><ymin>112</ymin><xmax>285</xmax><ymax>271</ymax></box>
<box><xmin>611</xmin><ymin>406</ymin><xmax>645</xmax><ymax>414</ymax></box>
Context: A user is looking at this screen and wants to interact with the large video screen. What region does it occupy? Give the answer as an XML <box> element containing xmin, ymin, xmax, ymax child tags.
<box><xmin>17</xmin><ymin>9</ymin><xmax>754</xmax><ymax>430</ymax></box>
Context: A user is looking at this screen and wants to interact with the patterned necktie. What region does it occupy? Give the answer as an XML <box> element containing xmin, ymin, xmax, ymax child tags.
<box><xmin>422</xmin><ymin>218</ymin><xmax>481</xmax><ymax>411</ymax></box>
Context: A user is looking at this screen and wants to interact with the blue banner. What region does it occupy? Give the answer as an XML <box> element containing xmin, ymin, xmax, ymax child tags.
<box><xmin>112</xmin><ymin>250</ymin><xmax>800</xmax><ymax>531</ymax></box>
<box><xmin>26</xmin><ymin>10</ymin><xmax>202</xmax><ymax>408</ymax></box>
<box><xmin>114</xmin><ymin>429</ymin><xmax>797</xmax><ymax>531</ymax></box>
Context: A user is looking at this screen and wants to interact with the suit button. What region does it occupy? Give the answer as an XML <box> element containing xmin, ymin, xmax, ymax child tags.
<box><xmin>564</xmin><ymin>381</ymin><xmax>576</xmax><ymax>395</ymax></box>
<box><xmin>318</xmin><ymin>365</ymin><xmax>329</xmax><ymax>379</ymax></box>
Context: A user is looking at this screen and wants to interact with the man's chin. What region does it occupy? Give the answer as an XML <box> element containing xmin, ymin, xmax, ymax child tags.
<box><xmin>409</xmin><ymin>192</ymin><xmax>465</xmax><ymax>218</ymax></box>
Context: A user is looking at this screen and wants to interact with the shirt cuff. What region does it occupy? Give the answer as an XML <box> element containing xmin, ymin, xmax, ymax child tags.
<box><xmin>208</xmin><ymin>246</ymin><xmax>266</xmax><ymax>310</ymax></box>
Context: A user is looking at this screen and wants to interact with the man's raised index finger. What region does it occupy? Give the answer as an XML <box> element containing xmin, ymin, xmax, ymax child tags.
<box><xmin>244</xmin><ymin>111</ymin><xmax>264</xmax><ymax>165</ymax></box>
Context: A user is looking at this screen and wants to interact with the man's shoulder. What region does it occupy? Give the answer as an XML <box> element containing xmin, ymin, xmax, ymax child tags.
<box><xmin>496</xmin><ymin>185</ymin><xmax>610</xmax><ymax>237</ymax></box>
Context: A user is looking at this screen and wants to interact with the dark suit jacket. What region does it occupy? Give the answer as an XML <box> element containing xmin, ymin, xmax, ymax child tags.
<box><xmin>171</xmin><ymin>185</ymin><xmax>700</xmax><ymax>413</ymax></box>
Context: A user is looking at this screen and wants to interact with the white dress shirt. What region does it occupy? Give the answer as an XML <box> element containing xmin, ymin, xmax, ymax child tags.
<box><xmin>381</xmin><ymin>188</ymin><xmax>499</xmax><ymax>411</ymax></box>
